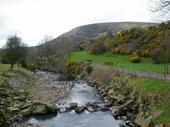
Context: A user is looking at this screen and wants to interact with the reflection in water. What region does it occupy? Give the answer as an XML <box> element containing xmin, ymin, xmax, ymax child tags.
<box><xmin>57</xmin><ymin>82</ymin><xmax>103</xmax><ymax>108</ymax></box>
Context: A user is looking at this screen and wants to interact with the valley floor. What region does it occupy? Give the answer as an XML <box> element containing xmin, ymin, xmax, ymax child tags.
<box><xmin>70</xmin><ymin>51</ymin><xmax>170</xmax><ymax>126</ymax></box>
<box><xmin>70</xmin><ymin>51</ymin><xmax>168</xmax><ymax>74</ymax></box>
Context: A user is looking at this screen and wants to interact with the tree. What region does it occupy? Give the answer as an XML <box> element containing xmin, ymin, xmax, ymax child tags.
<box><xmin>152</xmin><ymin>0</ymin><xmax>170</xmax><ymax>20</ymax></box>
<box><xmin>4</xmin><ymin>35</ymin><xmax>27</xmax><ymax>70</ymax></box>
<box><xmin>162</xmin><ymin>32</ymin><xmax>170</xmax><ymax>76</ymax></box>
<box><xmin>152</xmin><ymin>0</ymin><xmax>170</xmax><ymax>77</ymax></box>
<box><xmin>36</xmin><ymin>36</ymin><xmax>55</xmax><ymax>67</ymax></box>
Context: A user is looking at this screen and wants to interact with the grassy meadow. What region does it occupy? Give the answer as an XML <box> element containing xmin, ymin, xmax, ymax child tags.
<box><xmin>70</xmin><ymin>51</ymin><xmax>166</xmax><ymax>73</ymax></box>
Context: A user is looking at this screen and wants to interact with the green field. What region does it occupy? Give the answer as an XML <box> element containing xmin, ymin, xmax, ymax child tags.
<box><xmin>137</xmin><ymin>78</ymin><xmax>170</xmax><ymax>96</ymax></box>
<box><xmin>70</xmin><ymin>51</ymin><xmax>166</xmax><ymax>73</ymax></box>
<box><xmin>0</xmin><ymin>64</ymin><xmax>11</xmax><ymax>72</ymax></box>
<box><xmin>137</xmin><ymin>78</ymin><xmax>170</xmax><ymax>124</ymax></box>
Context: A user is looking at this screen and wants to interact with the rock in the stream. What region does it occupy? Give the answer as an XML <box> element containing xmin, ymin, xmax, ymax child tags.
<box><xmin>46</xmin><ymin>103</ymin><xmax>57</xmax><ymax>113</ymax></box>
<box><xmin>110</xmin><ymin>106</ymin><xmax>121</xmax><ymax>118</ymax></box>
<box><xmin>32</xmin><ymin>103</ymin><xmax>48</xmax><ymax>115</ymax></box>
<box><xmin>86</xmin><ymin>106</ymin><xmax>96</xmax><ymax>112</ymax></box>
<box><xmin>70</xmin><ymin>102</ymin><xmax>78</xmax><ymax>109</ymax></box>
<box><xmin>75</xmin><ymin>106</ymin><xmax>85</xmax><ymax>113</ymax></box>
<box><xmin>27</xmin><ymin>101</ymin><xmax>58</xmax><ymax>115</ymax></box>
<box><xmin>59</xmin><ymin>108</ymin><xmax>67</xmax><ymax>113</ymax></box>
<box><xmin>19</xmin><ymin>107</ymin><xmax>32</xmax><ymax>116</ymax></box>
<box><xmin>125</xmin><ymin>120</ymin><xmax>139</xmax><ymax>127</ymax></box>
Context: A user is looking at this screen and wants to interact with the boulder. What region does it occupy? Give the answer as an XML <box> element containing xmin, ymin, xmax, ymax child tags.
<box><xmin>7</xmin><ymin>107</ymin><xmax>20</xmax><ymax>114</ymax></box>
<box><xmin>32</xmin><ymin>104</ymin><xmax>48</xmax><ymax>115</ymax></box>
<box><xmin>108</xmin><ymin>89</ymin><xmax>114</xmax><ymax>95</ymax></box>
<box><xmin>59</xmin><ymin>108</ymin><xmax>67</xmax><ymax>113</ymax></box>
<box><xmin>70</xmin><ymin>102</ymin><xmax>78</xmax><ymax>109</ymax></box>
<box><xmin>120</xmin><ymin>100</ymin><xmax>135</xmax><ymax>109</ymax></box>
<box><xmin>19</xmin><ymin>107</ymin><xmax>32</xmax><ymax>116</ymax></box>
<box><xmin>46</xmin><ymin>103</ymin><xmax>57</xmax><ymax>113</ymax></box>
<box><xmin>21</xmin><ymin>102</ymin><xmax>32</xmax><ymax>109</ymax></box>
<box><xmin>32</xmin><ymin>101</ymin><xmax>57</xmax><ymax>115</ymax></box>
<box><xmin>75</xmin><ymin>106</ymin><xmax>85</xmax><ymax>113</ymax></box>
<box><xmin>86</xmin><ymin>106</ymin><xmax>96</xmax><ymax>112</ymax></box>
<box><xmin>111</xmin><ymin>106</ymin><xmax>121</xmax><ymax>118</ymax></box>
<box><xmin>125</xmin><ymin>120</ymin><xmax>137</xmax><ymax>127</ymax></box>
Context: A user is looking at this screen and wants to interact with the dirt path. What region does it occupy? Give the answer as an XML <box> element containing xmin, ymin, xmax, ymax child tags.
<box><xmin>94</xmin><ymin>64</ymin><xmax>170</xmax><ymax>80</ymax></box>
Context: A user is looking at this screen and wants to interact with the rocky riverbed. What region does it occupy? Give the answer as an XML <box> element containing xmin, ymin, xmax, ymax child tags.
<box><xmin>0</xmin><ymin>68</ymin><xmax>160</xmax><ymax>127</ymax></box>
<box><xmin>23</xmin><ymin>81</ymin><xmax>123</xmax><ymax>127</ymax></box>
<box><xmin>0</xmin><ymin>70</ymin><xmax>71</xmax><ymax>127</ymax></box>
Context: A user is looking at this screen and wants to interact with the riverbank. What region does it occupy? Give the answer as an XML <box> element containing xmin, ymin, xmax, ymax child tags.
<box><xmin>1</xmin><ymin>63</ymin><xmax>169</xmax><ymax>127</ymax></box>
<box><xmin>0</xmin><ymin>68</ymin><xmax>69</xmax><ymax>127</ymax></box>
<box><xmin>85</xmin><ymin>65</ymin><xmax>170</xmax><ymax>127</ymax></box>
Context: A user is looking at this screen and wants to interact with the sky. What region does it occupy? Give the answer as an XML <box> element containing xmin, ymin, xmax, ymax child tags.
<box><xmin>0</xmin><ymin>0</ymin><xmax>155</xmax><ymax>47</ymax></box>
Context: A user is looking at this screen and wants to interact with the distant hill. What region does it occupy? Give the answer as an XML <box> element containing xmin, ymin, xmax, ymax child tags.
<box><xmin>50</xmin><ymin>22</ymin><xmax>158</xmax><ymax>45</ymax></box>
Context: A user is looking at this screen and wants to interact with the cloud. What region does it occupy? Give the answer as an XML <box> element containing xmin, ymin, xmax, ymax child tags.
<box><xmin>0</xmin><ymin>0</ymin><xmax>153</xmax><ymax>47</ymax></box>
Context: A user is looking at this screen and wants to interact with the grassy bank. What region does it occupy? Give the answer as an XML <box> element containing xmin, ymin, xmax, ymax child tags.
<box><xmin>0</xmin><ymin>64</ymin><xmax>10</xmax><ymax>72</ymax></box>
<box><xmin>70</xmin><ymin>51</ymin><xmax>165</xmax><ymax>73</ymax></box>
<box><xmin>137</xmin><ymin>78</ymin><xmax>170</xmax><ymax>124</ymax></box>
<box><xmin>89</xmin><ymin>65</ymin><xmax>170</xmax><ymax>126</ymax></box>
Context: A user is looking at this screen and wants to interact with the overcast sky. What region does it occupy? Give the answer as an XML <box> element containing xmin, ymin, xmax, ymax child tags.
<box><xmin>0</xmin><ymin>0</ymin><xmax>156</xmax><ymax>47</ymax></box>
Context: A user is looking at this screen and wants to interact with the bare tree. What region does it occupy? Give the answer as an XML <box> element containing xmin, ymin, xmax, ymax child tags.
<box><xmin>36</xmin><ymin>36</ymin><xmax>55</xmax><ymax>68</ymax></box>
<box><xmin>151</xmin><ymin>0</ymin><xmax>170</xmax><ymax>20</ymax></box>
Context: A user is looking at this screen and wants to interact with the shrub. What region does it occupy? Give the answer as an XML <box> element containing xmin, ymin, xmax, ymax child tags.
<box><xmin>89</xmin><ymin>43</ymin><xmax>106</xmax><ymax>54</ymax></box>
<box><xmin>152</xmin><ymin>49</ymin><xmax>165</xmax><ymax>64</ymax></box>
<box><xmin>130</xmin><ymin>56</ymin><xmax>141</xmax><ymax>63</ymax></box>
<box><xmin>20</xmin><ymin>59</ymin><xmax>27</xmax><ymax>68</ymax></box>
<box><xmin>104</xmin><ymin>61</ymin><xmax>114</xmax><ymax>65</ymax></box>
<box><xmin>66</xmin><ymin>60</ymin><xmax>81</xmax><ymax>75</ymax></box>
<box><xmin>140</xmin><ymin>49</ymin><xmax>152</xmax><ymax>57</ymax></box>
<box><xmin>84</xmin><ymin>65</ymin><xmax>93</xmax><ymax>74</ymax></box>
<box><xmin>27</xmin><ymin>64</ymin><xmax>37</xmax><ymax>72</ymax></box>
<box><xmin>85</xmin><ymin>59</ymin><xmax>92</xmax><ymax>63</ymax></box>
<box><xmin>112</xmin><ymin>48</ymin><xmax>132</xmax><ymax>55</ymax></box>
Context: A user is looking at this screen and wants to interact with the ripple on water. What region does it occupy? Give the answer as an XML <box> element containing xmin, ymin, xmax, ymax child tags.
<box><xmin>24</xmin><ymin>78</ymin><xmax>122</xmax><ymax>127</ymax></box>
<box><xmin>24</xmin><ymin>112</ymin><xmax>122</xmax><ymax>127</ymax></box>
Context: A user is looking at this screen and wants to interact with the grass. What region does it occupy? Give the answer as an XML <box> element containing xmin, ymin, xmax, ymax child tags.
<box><xmin>0</xmin><ymin>64</ymin><xmax>31</xmax><ymax>78</ymax></box>
<box><xmin>0</xmin><ymin>64</ymin><xmax>11</xmax><ymax>72</ymax></box>
<box><xmin>154</xmin><ymin>102</ymin><xmax>170</xmax><ymax>124</ymax></box>
<box><xmin>137</xmin><ymin>78</ymin><xmax>170</xmax><ymax>96</ymax></box>
<box><xmin>133</xmin><ymin>78</ymin><xmax>170</xmax><ymax>124</ymax></box>
<box><xmin>91</xmin><ymin>65</ymin><xmax>170</xmax><ymax>124</ymax></box>
<box><xmin>70</xmin><ymin>51</ymin><xmax>166</xmax><ymax>73</ymax></box>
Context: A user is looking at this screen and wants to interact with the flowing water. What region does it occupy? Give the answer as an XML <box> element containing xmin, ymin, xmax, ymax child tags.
<box><xmin>24</xmin><ymin>72</ymin><xmax>122</xmax><ymax>127</ymax></box>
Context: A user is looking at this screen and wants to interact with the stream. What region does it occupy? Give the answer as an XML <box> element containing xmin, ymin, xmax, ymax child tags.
<box><xmin>24</xmin><ymin>72</ymin><xmax>122</xmax><ymax>127</ymax></box>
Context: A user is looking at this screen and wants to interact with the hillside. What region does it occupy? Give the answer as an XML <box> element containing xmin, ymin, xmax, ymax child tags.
<box><xmin>50</xmin><ymin>22</ymin><xmax>157</xmax><ymax>45</ymax></box>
